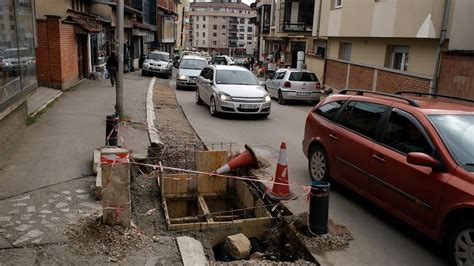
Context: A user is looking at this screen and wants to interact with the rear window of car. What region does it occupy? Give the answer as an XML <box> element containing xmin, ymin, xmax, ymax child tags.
<box><xmin>289</xmin><ymin>72</ymin><xmax>318</xmax><ymax>82</ymax></box>
<box><xmin>315</xmin><ymin>101</ymin><xmax>345</xmax><ymax>120</ymax></box>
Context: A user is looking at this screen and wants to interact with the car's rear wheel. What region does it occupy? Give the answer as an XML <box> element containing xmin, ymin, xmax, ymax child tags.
<box><xmin>209</xmin><ymin>97</ymin><xmax>218</xmax><ymax>117</ymax></box>
<box><xmin>308</xmin><ymin>145</ymin><xmax>330</xmax><ymax>181</ymax></box>
<box><xmin>278</xmin><ymin>90</ymin><xmax>286</xmax><ymax>105</ymax></box>
<box><xmin>195</xmin><ymin>90</ymin><xmax>203</xmax><ymax>105</ymax></box>
<box><xmin>447</xmin><ymin>218</ymin><xmax>474</xmax><ymax>266</ymax></box>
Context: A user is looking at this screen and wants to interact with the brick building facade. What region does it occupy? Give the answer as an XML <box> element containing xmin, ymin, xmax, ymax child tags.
<box><xmin>36</xmin><ymin>16</ymin><xmax>80</xmax><ymax>90</ymax></box>
<box><xmin>437</xmin><ymin>52</ymin><xmax>474</xmax><ymax>100</ymax></box>
<box><xmin>325</xmin><ymin>59</ymin><xmax>432</xmax><ymax>94</ymax></box>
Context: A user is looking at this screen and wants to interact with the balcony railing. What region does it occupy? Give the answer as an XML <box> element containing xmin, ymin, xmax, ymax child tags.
<box><xmin>228</xmin><ymin>36</ymin><xmax>238</xmax><ymax>40</ymax></box>
<box><xmin>283</xmin><ymin>22</ymin><xmax>312</xmax><ymax>32</ymax></box>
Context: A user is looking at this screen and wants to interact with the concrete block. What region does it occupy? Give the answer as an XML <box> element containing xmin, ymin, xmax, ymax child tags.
<box><xmin>176</xmin><ymin>236</ymin><xmax>207</xmax><ymax>266</ymax></box>
<box><xmin>224</xmin><ymin>233</ymin><xmax>251</xmax><ymax>259</ymax></box>
<box><xmin>95</xmin><ymin>167</ymin><xmax>102</xmax><ymax>201</ymax></box>
<box><xmin>92</xmin><ymin>148</ymin><xmax>101</xmax><ymax>174</ymax></box>
<box><xmin>100</xmin><ymin>148</ymin><xmax>131</xmax><ymax>227</ymax></box>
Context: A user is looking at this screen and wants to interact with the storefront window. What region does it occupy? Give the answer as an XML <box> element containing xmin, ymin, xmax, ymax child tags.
<box><xmin>0</xmin><ymin>0</ymin><xmax>36</xmax><ymax>104</ymax></box>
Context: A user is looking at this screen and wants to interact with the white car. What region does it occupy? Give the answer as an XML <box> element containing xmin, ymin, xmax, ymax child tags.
<box><xmin>196</xmin><ymin>65</ymin><xmax>271</xmax><ymax>118</ymax></box>
<box><xmin>176</xmin><ymin>55</ymin><xmax>208</xmax><ymax>89</ymax></box>
<box><xmin>142</xmin><ymin>51</ymin><xmax>172</xmax><ymax>77</ymax></box>
<box><xmin>266</xmin><ymin>69</ymin><xmax>322</xmax><ymax>104</ymax></box>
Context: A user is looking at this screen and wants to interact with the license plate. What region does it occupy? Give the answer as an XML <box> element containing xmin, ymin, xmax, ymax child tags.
<box><xmin>240</xmin><ymin>104</ymin><xmax>258</xmax><ymax>109</ymax></box>
<box><xmin>297</xmin><ymin>92</ymin><xmax>311</xmax><ymax>96</ymax></box>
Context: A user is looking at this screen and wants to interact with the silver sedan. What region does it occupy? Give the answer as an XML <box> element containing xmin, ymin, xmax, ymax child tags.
<box><xmin>196</xmin><ymin>65</ymin><xmax>271</xmax><ymax>117</ymax></box>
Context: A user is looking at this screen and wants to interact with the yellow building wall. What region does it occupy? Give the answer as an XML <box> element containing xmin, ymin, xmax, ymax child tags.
<box><xmin>327</xmin><ymin>37</ymin><xmax>438</xmax><ymax>76</ymax></box>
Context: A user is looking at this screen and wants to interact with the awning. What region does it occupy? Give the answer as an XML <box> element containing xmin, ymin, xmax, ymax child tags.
<box><xmin>64</xmin><ymin>14</ymin><xmax>102</xmax><ymax>33</ymax></box>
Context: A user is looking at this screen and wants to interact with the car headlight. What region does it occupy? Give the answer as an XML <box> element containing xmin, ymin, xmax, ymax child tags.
<box><xmin>177</xmin><ymin>75</ymin><xmax>188</xmax><ymax>80</ymax></box>
<box><xmin>264</xmin><ymin>95</ymin><xmax>271</xmax><ymax>102</ymax></box>
<box><xmin>218</xmin><ymin>92</ymin><xmax>232</xmax><ymax>101</ymax></box>
<box><xmin>143</xmin><ymin>62</ymin><xmax>149</xmax><ymax>68</ymax></box>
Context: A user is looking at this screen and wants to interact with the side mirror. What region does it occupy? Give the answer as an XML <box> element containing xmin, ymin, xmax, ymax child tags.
<box><xmin>259</xmin><ymin>81</ymin><xmax>265</xmax><ymax>86</ymax></box>
<box><xmin>407</xmin><ymin>152</ymin><xmax>439</xmax><ymax>169</ymax></box>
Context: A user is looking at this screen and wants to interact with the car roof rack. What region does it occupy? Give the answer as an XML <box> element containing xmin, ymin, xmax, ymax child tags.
<box><xmin>339</xmin><ymin>89</ymin><xmax>420</xmax><ymax>107</ymax></box>
<box><xmin>396</xmin><ymin>91</ymin><xmax>474</xmax><ymax>104</ymax></box>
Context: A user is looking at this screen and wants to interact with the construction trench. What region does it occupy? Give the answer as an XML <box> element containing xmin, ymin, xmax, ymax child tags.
<box><xmin>150</xmin><ymin>143</ymin><xmax>318</xmax><ymax>264</ymax></box>
<box><xmin>85</xmin><ymin>82</ymin><xmax>352</xmax><ymax>264</ymax></box>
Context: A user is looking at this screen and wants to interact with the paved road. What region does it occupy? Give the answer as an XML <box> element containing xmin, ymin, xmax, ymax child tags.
<box><xmin>167</xmin><ymin>75</ymin><xmax>446</xmax><ymax>266</ymax></box>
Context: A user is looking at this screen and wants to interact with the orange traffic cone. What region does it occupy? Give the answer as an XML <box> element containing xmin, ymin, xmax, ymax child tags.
<box><xmin>215</xmin><ymin>144</ymin><xmax>259</xmax><ymax>174</ymax></box>
<box><xmin>267</xmin><ymin>142</ymin><xmax>292</xmax><ymax>200</ymax></box>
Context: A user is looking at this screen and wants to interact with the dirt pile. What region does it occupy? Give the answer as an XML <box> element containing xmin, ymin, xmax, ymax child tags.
<box><xmin>64</xmin><ymin>216</ymin><xmax>149</xmax><ymax>261</ymax></box>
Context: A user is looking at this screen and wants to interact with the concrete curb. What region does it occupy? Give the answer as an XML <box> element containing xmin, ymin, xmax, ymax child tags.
<box><xmin>146</xmin><ymin>77</ymin><xmax>163</xmax><ymax>147</ymax></box>
<box><xmin>30</xmin><ymin>91</ymin><xmax>63</xmax><ymax>117</ymax></box>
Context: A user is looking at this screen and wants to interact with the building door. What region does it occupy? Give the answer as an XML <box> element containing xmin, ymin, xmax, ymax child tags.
<box><xmin>291</xmin><ymin>41</ymin><xmax>306</xmax><ymax>68</ymax></box>
<box><xmin>77</xmin><ymin>34</ymin><xmax>88</xmax><ymax>79</ymax></box>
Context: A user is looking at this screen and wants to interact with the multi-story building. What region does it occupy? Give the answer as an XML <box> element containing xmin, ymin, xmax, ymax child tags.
<box><xmin>319</xmin><ymin>0</ymin><xmax>473</xmax><ymax>99</ymax></box>
<box><xmin>0</xmin><ymin>0</ymin><xmax>37</xmax><ymax>148</ymax></box>
<box><xmin>176</xmin><ymin>0</ymin><xmax>191</xmax><ymax>49</ymax></box>
<box><xmin>185</xmin><ymin>2</ymin><xmax>257</xmax><ymax>56</ymax></box>
<box><xmin>255</xmin><ymin>0</ymin><xmax>315</xmax><ymax>67</ymax></box>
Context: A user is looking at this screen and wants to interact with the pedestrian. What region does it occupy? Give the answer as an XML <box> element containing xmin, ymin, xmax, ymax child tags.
<box><xmin>249</xmin><ymin>57</ymin><xmax>255</xmax><ymax>71</ymax></box>
<box><xmin>106</xmin><ymin>52</ymin><xmax>118</xmax><ymax>87</ymax></box>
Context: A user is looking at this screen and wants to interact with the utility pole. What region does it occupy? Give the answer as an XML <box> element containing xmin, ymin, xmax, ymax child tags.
<box><xmin>116</xmin><ymin>0</ymin><xmax>124</xmax><ymax>116</ymax></box>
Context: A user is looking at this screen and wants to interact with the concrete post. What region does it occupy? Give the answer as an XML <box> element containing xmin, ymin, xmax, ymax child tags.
<box><xmin>100</xmin><ymin>147</ymin><xmax>131</xmax><ymax>227</ymax></box>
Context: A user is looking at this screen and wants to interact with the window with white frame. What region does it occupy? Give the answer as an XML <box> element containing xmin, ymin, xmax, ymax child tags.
<box><xmin>333</xmin><ymin>0</ymin><xmax>343</xmax><ymax>8</ymax></box>
<box><xmin>390</xmin><ymin>45</ymin><xmax>409</xmax><ymax>71</ymax></box>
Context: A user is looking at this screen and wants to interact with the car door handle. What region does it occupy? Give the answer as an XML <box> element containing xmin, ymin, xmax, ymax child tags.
<box><xmin>329</xmin><ymin>133</ymin><xmax>339</xmax><ymax>140</ymax></box>
<box><xmin>372</xmin><ymin>154</ymin><xmax>386</xmax><ymax>163</ymax></box>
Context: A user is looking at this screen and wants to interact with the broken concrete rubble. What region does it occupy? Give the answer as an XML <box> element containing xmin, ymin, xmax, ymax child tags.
<box><xmin>225</xmin><ymin>233</ymin><xmax>251</xmax><ymax>259</ymax></box>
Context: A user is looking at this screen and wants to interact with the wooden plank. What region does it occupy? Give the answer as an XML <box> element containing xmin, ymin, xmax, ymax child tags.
<box><xmin>197</xmin><ymin>194</ymin><xmax>213</xmax><ymax>223</ymax></box>
<box><xmin>162</xmin><ymin>200</ymin><xmax>171</xmax><ymax>229</ymax></box>
<box><xmin>196</xmin><ymin>151</ymin><xmax>228</xmax><ymax>193</ymax></box>
<box><xmin>163</xmin><ymin>174</ymin><xmax>193</xmax><ymax>195</ymax></box>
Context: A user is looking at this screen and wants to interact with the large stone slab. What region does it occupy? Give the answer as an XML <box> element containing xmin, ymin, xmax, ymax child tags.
<box><xmin>176</xmin><ymin>236</ymin><xmax>207</xmax><ymax>266</ymax></box>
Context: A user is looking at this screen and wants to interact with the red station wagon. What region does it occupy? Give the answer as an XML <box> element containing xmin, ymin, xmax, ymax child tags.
<box><xmin>302</xmin><ymin>90</ymin><xmax>474</xmax><ymax>266</ymax></box>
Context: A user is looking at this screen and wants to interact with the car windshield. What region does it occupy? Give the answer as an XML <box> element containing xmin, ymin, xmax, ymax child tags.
<box><xmin>180</xmin><ymin>59</ymin><xmax>207</xmax><ymax>70</ymax></box>
<box><xmin>148</xmin><ymin>53</ymin><xmax>169</xmax><ymax>61</ymax></box>
<box><xmin>216</xmin><ymin>70</ymin><xmax>258</xmax><ymax>85</ymax></box>
<box><xmin>428</xmin><ymin>114</ymin><xmax>474</xmax><ymax>172</ymax></box>
<box><xmin>289</xmin><ymin>72</ymin><xmax>318</xmax><ymax>82</ymax></box>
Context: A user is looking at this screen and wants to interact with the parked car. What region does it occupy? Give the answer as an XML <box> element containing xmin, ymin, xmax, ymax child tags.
<box><xmin>302</xmin><ymin>90</ymin><xmax>474</xmax><ymax>265</ymax></box>
<box><xmin>211</xmin><ymin>55</ymin><xmax>235</xmax><ymax>65</ymax></box>
<box><xmin>195</xmin><ymin>65</ymin><xmax>270</xmax><ymax>118</ymax></box>
<box><xmin>266</xmin><ymin>69</ymin><xmax>322</xmax><ymax>105</ymax></box>
<box><xmin>141</xmin><ymin>51</ymin><xmax>172</xmax><ymax>78</ymax></box>
<box><xmin>176</xmin><ymin>55</ymin><xmax>208</xmax><ymax>90</ymax></box>
<box><xmin>234</xmin><ymin>58</ymin><xmax>249</xmax><ymax>68</ymax></box>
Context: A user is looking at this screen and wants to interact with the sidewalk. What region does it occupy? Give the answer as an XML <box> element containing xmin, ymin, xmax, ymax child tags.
<box><xmin>0</xmin><ymin>72</ymin><xmax>151</xmax><ymax>253</ymax></box>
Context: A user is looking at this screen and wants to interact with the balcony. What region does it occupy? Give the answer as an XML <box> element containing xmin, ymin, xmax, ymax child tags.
<box><xmin>229</xmin><ymin>18</ymin><xmax>238</xmax><ymax>25</ymax></box>
<box><xmin>280</xmin><ymin>0</ymin><xmax>314</xmax><ymax>32</ymax></box>
<box><xmin>228</xmin><ymin>36</ymin><xmax>238</xmax><ymax>40</ymax></box>
<box><xmin>229</xmin><ymin>26</ymin><xmax>238</xmax><ymax>32</ymax></box>
<box><xmin>228</xmin><ymin>43</ymin><xmax>238</xmax><ymax>48</ymax></box>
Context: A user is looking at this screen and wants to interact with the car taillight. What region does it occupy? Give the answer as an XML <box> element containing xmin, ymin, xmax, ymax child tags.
<box><xmin>283</xmin><ymin>81</ymin><xmax>291</xmax><ymax>88</ymax></box>
<box><xmin>315</xmin><ymin>82</ymin><xmax>321</xmax><ymax>89</ymax></box>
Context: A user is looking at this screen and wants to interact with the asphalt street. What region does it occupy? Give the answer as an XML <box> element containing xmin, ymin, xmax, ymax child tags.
<box><xmin>167</xmin><ymin>74</ymin><xmax>446</xmax><ymax>266</ymax></box>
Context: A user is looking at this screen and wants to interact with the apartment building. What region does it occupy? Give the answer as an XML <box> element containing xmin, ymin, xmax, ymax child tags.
<box><xmin>185</xmin><ymin>2</ymin><xmax>257</xmax><ymax>56</ymax></box>
<box><xmin>319</xmin><ymin>0</ymin><xmax>473</xmax><ymax>99</ymax></box>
